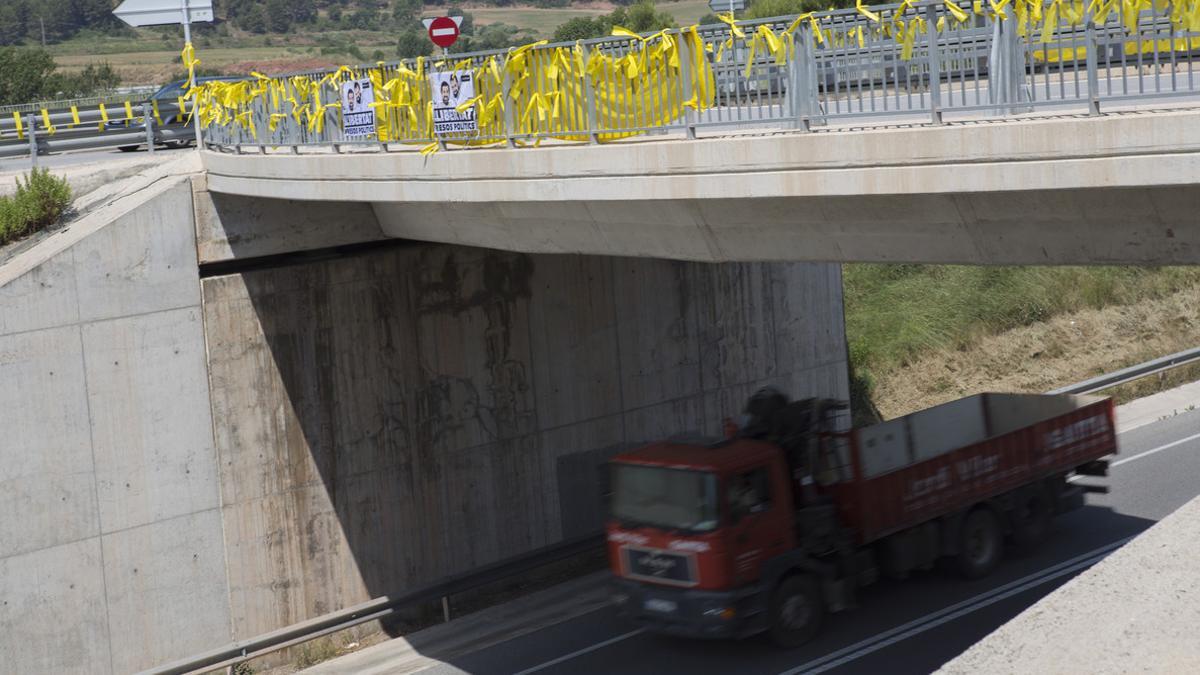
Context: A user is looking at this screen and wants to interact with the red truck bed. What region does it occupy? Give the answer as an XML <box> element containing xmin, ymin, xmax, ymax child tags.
<box><xmin>828</xmin><ymin>393</ymin><xmax>1116</xmax><ymax>545</ymax></box>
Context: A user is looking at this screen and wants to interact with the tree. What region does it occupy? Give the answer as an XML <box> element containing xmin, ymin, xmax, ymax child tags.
<box><xmin>744</xmin><ymin>0</ymin><xmax>832</xmax><ymax>20</ymax></box>
<box><xmin>265</xmin><ymin>0</ymin><xmax>293</xmax><ymax>32</ymax></box>
<box><xmin>553</xmin><ymin>17</ymin><xmax>601</xmax><ymax>43</ymax></box>
<box><xmin>396</xmin><ymin>27</ymin><xmax>432</xmax><ymax>59</ymax></box>
<box><xmin>551</xmin><ymin>2</ymin><xmax>675</xmax><ymax>43</ymax></box>
<box><xmin>239</xmin><ymin>4</ymin><xmax>268</xmax><ymax>33</ymax></box>
<box><xmin>623</xmin><ymin>2</ymin><xmax>676</xmax><ymax>33</ymax></box>
<box><xmin>0</xmin><ymin>4</ymin><xmax>25</xmax><ymax>46</ymax></box>
<box><xmin>0</xmin><ymin>47</ymin><xmax>57</xmax><ymax>104</ymax></box>
<box><xmin>392</xmin><ymin>0</ymin><xmax>422</xmax><ymax>24</ymax></box>
<box><xmin>291</xmin><ymin>0</ymin><xmax>318</xmax><ymax>24</ymax></box>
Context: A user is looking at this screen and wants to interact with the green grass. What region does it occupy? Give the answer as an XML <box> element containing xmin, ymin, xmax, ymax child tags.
<box><xmin>844</xmin><ymin>264</ymin><xmax>1200</xmax><ymax>402</ymax></box>
<box><xmin>0</xmin><ymin>169</ymin><xmax>72</xmax><ymax>247</ymax></box>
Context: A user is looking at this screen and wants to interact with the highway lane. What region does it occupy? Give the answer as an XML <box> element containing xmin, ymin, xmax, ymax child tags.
<box><xmin>411</xmin><ymin>408</ymin><xmax>1200</xmax><ymax>675</ymax></box>
<box><xmin>0</xmin><ymin>145</ymin><xmax>191</xmax><ymax>174</ymax></box>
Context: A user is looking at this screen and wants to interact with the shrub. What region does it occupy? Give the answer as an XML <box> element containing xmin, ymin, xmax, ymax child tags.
<box><xmin>0</xmin><ymin>169</ymin><xmax>72</xmax><ymax>247</ymax></box>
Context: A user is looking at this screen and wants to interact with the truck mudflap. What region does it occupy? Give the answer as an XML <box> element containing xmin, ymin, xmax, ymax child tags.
<box><xmin>611</xmin><ymin>577</ymin><xmax>768</xmax><ymax>640</ymax></box>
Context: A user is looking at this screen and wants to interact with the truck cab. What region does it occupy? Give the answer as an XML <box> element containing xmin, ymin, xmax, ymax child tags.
<box><xmin>607</xmin><ymin>437</ymin><xmax>833</xmax><ymax>645</ymax></box>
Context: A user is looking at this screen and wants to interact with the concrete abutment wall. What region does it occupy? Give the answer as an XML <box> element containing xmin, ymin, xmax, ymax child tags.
<box><xmin>201</xmin><ymin>244</ymin><xmax>849</xmax><ymax>636</ymax></box>
<box><xmin>0</xmin><ymin>180</ymin><xmax>849</xmax><ymax>671</ymax></box>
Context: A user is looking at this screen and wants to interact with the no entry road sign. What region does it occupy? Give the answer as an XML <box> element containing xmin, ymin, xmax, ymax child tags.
<box><xmin>424</xmin><ymin>16</ymin><xmax>462</xmax><ymax>49</ymax></box>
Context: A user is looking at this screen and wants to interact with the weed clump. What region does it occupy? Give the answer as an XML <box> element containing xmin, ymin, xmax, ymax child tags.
<box><xmin>0</xmin><ymin>168</ymin><xmax>72</xmax><ymax>246</ymax></box>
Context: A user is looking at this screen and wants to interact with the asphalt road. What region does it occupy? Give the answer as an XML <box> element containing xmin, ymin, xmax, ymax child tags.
<box><xmin>0</xmin><ymin>145</ymin><xmax>191</xmax><ymax>174</ymax></box>
<box><xmin>410</xmin><ymin>408</ymin><xmax>1200</xmax><ymax>675</ymax></box>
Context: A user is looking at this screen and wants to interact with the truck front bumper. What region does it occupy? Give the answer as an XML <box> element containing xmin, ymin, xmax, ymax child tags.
<box><xmin>610</xmin><ymin>577</ymin><xmax>767</xmax><ymax>640</ymax></box>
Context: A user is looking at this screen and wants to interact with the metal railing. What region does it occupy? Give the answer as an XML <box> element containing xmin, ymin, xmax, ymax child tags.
<box><xmin>1049</xmin><ymin>346</ymin><xmax>1200</xmax><ymax>395</ymax></box>
<box><xmin>0</xmin><ymin>101</ymin><xmax>196</xmax><ymax>165</ymax></box>
<box><xmin>0</xmin><ymin>88</ymin><xmax>157</xmax><ymax>115</ymax></box>
<box><xmin>200</xmin><ymin>1</ymin><xmax>1200</xmax><ymax>154</ymax></box>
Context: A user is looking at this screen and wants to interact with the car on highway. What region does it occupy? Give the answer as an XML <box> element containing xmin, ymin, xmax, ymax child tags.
<box><xmin>108</xmin><ymin>76</ymin><xmax>241</xmax><ymax>152</ymax></box>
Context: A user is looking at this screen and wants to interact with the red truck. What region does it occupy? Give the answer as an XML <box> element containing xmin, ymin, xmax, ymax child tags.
<box><xmin>607</xmin><ymin>389</ymin><xmax>1116</xmax><ymax>646</ymax></box>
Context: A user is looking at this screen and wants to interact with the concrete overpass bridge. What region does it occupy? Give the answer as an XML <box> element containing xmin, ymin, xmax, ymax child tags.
<box><xmin>203</xmin><ymin>108</ymin><xmax>1200</xmax><ymax>265</ymax></box>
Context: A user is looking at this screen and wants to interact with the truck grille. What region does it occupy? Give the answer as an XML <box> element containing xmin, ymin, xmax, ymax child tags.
<box><xmin>622</xmin><ymin>546</ymin><xmax>697</xmax><ymax>587</ymax></box>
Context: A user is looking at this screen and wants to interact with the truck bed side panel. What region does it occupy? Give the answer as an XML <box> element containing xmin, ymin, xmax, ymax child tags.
<box><xmin>837</xmin><ymin>399</ymin><xmax>1116</xmax><ymax>544</ymax></box>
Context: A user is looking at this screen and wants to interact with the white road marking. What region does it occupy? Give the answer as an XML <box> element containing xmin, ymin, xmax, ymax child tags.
<box><xmin>1110</xmin><ymin>430</ymin><xmax>1200</xmax><ymax>468</ymax></box>
<box><xmin>1070</xmin><ymin>429</ymin><xmax>1200</xmax><ymax>483</ymax></box>
<box><xmin>777</xmin><ymin>537</ymin><xmax>1135</xmax><ymax>675</ymax></box>
<box><xmin>510</xmin><ymin>628</ymin><xmax>646</xmax><ymax>675</ymax></box>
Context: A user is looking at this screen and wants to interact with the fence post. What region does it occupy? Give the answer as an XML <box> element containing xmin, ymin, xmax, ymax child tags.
<box><xmin>791</xmin><ymin>26</ymin><xmax>816</xmax><ymax>131</ymax></box>
<box><xmin>1085</xmin><ymin>9</ymin><xmax>1100</xmax><ymax>116</ymax></box>
<box><xmin>925</xmin><ymin>2</ymin><xmax>943</xmax><ymax>124</ymax></box>
<box><xmin>678</xmin><ymin>31</ymin><xmax>697</xmax><ymax>140</ymax></box>
<box><xmin>26</xmin><ymin>112</ymin><xmax>38</xmax><ymax>168</ymax></box>
<box><xmin>144</xmin><ymin>103</ymin><xmax>155</xmax><ymax>154</ymax></box>
<box><xmin>502</xmin><ymin>68</ymin><xmax>518</xmax><ymax>148</ymax></box>
<box><xmin>582</xmin><ymin>45</ymin><xmax>601</xmax><ymax>144</ymax></box>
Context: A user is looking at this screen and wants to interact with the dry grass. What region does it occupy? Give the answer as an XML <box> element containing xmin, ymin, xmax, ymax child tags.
<box><xmin>871</xmin><ymin>285</ymin><xmax>1200</xmax><ymax>419</ymax></box>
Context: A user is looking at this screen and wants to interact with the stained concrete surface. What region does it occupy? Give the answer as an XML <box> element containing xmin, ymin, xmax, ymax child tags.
<box><xmin>201</xmin><ymin>245</ymin><xmax>849</xmax><ymax>640</ymax></box>
<box><xmin>192</xmin><ymin>175</ymin><xmax>387</xmax><ymax>263</ymax></box>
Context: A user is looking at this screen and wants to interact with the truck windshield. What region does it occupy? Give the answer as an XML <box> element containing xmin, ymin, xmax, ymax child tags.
<box><xmin>611</xmin><ymin>464</ymin><xmax>719</xmax><ymax>533</ymax></box>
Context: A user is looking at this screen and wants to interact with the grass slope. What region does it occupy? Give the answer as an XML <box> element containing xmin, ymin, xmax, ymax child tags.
<box><xmin>845</xmin><ymin>264</ymin><xmax>1200</xmax><ymax>420</ymax></box>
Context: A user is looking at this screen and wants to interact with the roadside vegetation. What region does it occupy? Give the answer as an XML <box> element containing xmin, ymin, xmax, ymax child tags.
<box><xmin>0</xmin><ymin>169</ymin><xmax>72</xmax><ymax>247</ymax></box>
<box><xmin>2</xmin><ymin>0</ymin><xmax>866</xmax><ymax>86</ymax></box>
<box><xmin>845</xmin><ymin>265</ymin><xmax>1200</xmax><ymax>420</ymax></box>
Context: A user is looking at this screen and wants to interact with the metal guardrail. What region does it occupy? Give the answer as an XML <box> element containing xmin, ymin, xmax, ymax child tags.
<box><xmin>199</xmin><ymin>2</ymin><xmax>1200</xmax><ymax>153</ymax></box>
<box><xmin>140</xmin><ymin>533</ymin><xmax>606</xmax><ymax>675</ymax></box>
<box><xmin>139</xmin><ymin>344</ymin><xmax>1200</xmax><ymax>674</ymax></box>
<box><xmin>0</xmin><ymin>101</ymin><xmax>196</xmax><ymax>165</ymax></box>
<box><xmin>1049</xmin><ymin>346</ymin><xmax>1200</xmax><ymax>395</ymax></box>
<box><xmin>0</xmin><ymin>88</ymin><xmax>157</xmax><ymax>115</ymax></box>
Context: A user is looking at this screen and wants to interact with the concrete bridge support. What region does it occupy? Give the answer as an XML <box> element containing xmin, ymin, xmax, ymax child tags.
<box><xmin>0</xmin><ymin>173</ymin><xmax>848</xmax><ymax>672</ymax></box>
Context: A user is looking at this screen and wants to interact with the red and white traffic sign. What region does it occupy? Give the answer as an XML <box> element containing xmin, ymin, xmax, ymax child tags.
<box><xmin>422</xmin><ymin>16</ymin><xmax>462</xmax><ymax>49</ymax></box>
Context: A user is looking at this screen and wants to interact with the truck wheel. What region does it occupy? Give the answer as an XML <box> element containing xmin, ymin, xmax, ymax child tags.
<box><xmin>769</xmin><ymin>574</ymin><xmax>824</xmax><ymax>648</ymax></box>
<box><xmin>1011</xmin><ymin>487</ymin><xmax>1052</xmax><ymax>552</ymax></box>
<box><xmin>957</xmin><ymin>508</ymin><xmax>1003</xmax><ymax>580</ymax></box>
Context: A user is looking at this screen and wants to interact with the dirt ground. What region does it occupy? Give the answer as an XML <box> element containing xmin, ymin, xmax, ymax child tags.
<box><xmin>872</xmin><ymin>284</ymin><xmax>1200</xmax><ymax>419</ymax></box>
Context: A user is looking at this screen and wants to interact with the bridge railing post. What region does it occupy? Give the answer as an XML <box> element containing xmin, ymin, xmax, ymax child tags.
<box><xmin>790</xmin><ymin>25</ymin><xmax>817</xmax><ymax>132</ymax></box>
<box><xmin>1085</xmin><ymin>8</ymin><xmax>1101</xmax><ymax>116</ymax></box>
<box><xmin>924</xmin><ymin>2</ymin><xmax>943</xmax><ymax>125</ymax></box>
<box><xmin>144</xmin><ymin>103</ymin><xmax>155</xmax><ymax>154</ymax></box>
<box><xmin>921</xmin><ymin>1</ymin><xmax>940</xmax><ymax>123</ymax></box>
<box><xmin>26</xmin><ymin>112</ymin><xmax>38</xmax><ymax>168</ymax></box>
<box><xmin>678</xmin><ymin>30</ymin><xmax>697</xmax><ymax>140</ymax></box>
<box><xmin>582</xmin><ymin>45</ymin><xmax>601</xmax><ymax>144</ymax></box>
<box><xmin>503</xmin><ymin>68</ymin><xmax>519</xmax><ymax>148</ymax></box>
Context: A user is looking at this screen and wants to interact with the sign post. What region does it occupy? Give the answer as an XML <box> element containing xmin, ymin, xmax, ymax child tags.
<box><xmin>114</xmin><ymin>1</ymin><xmax>214</xmax><ymax>147</ymax></box>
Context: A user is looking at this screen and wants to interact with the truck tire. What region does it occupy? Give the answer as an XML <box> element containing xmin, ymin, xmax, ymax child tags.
<box><xmin>957</xmin><ymin>508</ymin><xmax>1003</xmax><ymax>580</ymax></box>
<box><xmin>769</xmin><ymin>574</ymin><xmax>825</xmax><ymax>648</ymax></box>
<box><xmin>1011</xmin><ymin>486</ymin><xmax>1052</xmax><ymax>552</ymax></box>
